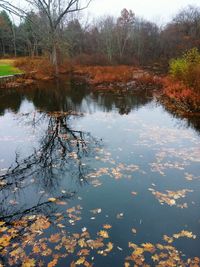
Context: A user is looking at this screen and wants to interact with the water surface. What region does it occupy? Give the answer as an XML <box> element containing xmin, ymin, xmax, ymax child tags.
<box><xmin>0</xmin><ymin>79</ymin><xmax>200</xmax><ymax>266</ymax></box>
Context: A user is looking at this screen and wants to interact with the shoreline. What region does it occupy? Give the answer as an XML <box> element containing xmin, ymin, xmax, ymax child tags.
<box><xmin>0</xmin><ymin>62</ymin><xmax>199</xmax><ymax>117</ymax></box>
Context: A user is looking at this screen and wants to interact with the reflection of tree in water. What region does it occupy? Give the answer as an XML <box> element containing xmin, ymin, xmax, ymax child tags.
<box><xmin>0</xmin><ymin>77</ymin><xmax>154</xmax><ymax>116</ymax></box>
<box><xmin>1</xmin><ymin>77</ymin><xmax>200</xmax><ymax>133</ymax></box>
<box><xmin>0</xmin><ymin>89</ymin><xmax>24</xmax><ymax>115</ymax></box>
<box><xmin>0</xmin><ymin>109</ymin><xmax>103</xmax><ymax>266</ymax></box>
<box><xmin>0</xmin><ymin>78</ymin><xmax>90</xmax><ymax>115</ymax></box>
<box><xmin>160</xmin><ymin>100</ymin><xmax>200</xmax><ymax>135</ymax></box>
<box><xmin>0</xmin><ymin>111</ymin><xmax>99</xmax><ymax>222</ymax></box>
<box><xmin>91</xmin><ymin>90</ymin><xmax>153</xmax><ymax>115</ymax></box>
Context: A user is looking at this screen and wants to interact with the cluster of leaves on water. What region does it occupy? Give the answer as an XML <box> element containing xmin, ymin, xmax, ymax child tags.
<box><xmin>0</xmin><ymin>212</ymin><xmax>114</xmax><ymax>266</ymax></box>
<box><xmin>125</xmin><ymin>232</ymin><xmax>199</xmax><ymax>267</ymax></box>
<box><xmin>148</xmin><ymin>188</ymin><xmax>193</xmax><ymax>208</ymax></box>
<box><xmin>0</xmin><ymin>111</ymin><xmax>200</xmax><ymax>266</ymax></box>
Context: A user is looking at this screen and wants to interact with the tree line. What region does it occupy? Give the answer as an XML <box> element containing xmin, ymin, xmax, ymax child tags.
<box><xmin>0</xmin><ymin>4</ymin><xmax>200</xmax><ymax>67</ymax></box>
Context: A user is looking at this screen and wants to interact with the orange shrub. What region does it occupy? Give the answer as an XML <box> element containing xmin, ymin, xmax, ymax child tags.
<box><xmin>14</xmin><ymin>57</ymin><xmax>54</xmax><ymax>79</ymax></box>
<box><xmin>74</xmin><ymin>65</ymin><xmax>139</xmax><ymax>84</ymax></box>
<box><xmin>161</xmin><ymin>76</ymin><xmax>200</xmax><ymax>111</ymax></box>
<box><xmin>14</xmin><ymin>57</ymin><xmax>72</xmax><ymax>80</ymax></box>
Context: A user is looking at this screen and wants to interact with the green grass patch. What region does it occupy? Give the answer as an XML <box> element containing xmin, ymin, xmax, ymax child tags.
<box><xmin>0</xmin><ymin>63</ymin><xmax>22</xmax><ymax>77</ymax></box>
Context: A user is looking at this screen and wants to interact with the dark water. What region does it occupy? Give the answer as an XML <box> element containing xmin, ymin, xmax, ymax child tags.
<box><xmin>0</xmin><ymin>78</ymin><xmax>200</xmax><ymax>267</ymax></box>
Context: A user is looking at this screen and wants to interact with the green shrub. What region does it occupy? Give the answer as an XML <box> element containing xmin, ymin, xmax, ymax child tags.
<box><xmin>169</xmin><ymin>58</ymin><xmax>188</xmax><ymax>80</ymax></box>
<box><xmin>183</xmin><ymin>47</ymin><xmax>200</xmax><ymax>64</ymax></box>
<box><xmin>169</xmin><ymin>48</ymin><xmax>200</xmax><ymax>91</ymax></box>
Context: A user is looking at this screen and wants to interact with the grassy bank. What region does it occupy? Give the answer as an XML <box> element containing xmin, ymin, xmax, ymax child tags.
<box><xmin>0</xmin><ymin>59</ymin><xmax>22</xmax><ymax>77</ymax></box>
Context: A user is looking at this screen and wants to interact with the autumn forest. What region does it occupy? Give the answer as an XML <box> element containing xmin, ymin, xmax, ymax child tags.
<box><xmin>0</xmin><ymin>0</ymin><xmax>200</xmax><ymax>267</ymax></box>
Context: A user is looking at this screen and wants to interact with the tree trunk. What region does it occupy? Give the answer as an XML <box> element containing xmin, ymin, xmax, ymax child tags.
<box><xmin>11</xmin><ymin>23</ymin><xmax>17</xmax><ymax>57</ymax></box>
<box><xmin>52</xmin><ymin>41</ymin><xmax>59</xmax><ymax>77</ymax></box>
<box><xmin>51</xmin><ymin>29</ymin><xmax>59</xmax><ymax>77</ymax></box>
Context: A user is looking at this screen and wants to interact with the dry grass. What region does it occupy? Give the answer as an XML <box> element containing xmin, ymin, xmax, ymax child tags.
<box><xmin>74</xmin><ymin>65</ymin><xmax>146</xmax><ymax>84</ymax></box>
<box><xmin>14</xmin><ymin>57</ymin><xmax>72</xmax><ymax>80</ymax></box>
<box><xmin>0</xmin><ymin>59</ymin><xmax>17</xmax><ymax>65</ymax></box>
<box><xmin>14</xmin><ymin>57</ymin><xmax>54</xmax><ymax>79</ymax></box>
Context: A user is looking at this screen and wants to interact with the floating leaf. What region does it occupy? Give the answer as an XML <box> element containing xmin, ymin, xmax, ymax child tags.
<box><xmin>75</xmin><ymin>257</ymin><xmax>85</xmax><ymax>265</ymax></box>
<box><xmin>98</xmin><ymin>230</ymin><xmax>109</xmax><ymax>238</ymax></box>
<box><xmin>22</xmin><ymin>258</ymin><xmax>35</xmax><ymax>267</ymax></box>
<box><xmin>48</xmin><ymin>198</ymin><xmax>56</xmax><ymax>202</ymax></box>
<box><xmin>131</xmin><ymin>228</ymin><xmax>137</xmax><ymax>234</ymax></box>
<box><xmin>103</xmin><ymin>224</ymin><xmax>112</xmax><ymax>229</ymax></box>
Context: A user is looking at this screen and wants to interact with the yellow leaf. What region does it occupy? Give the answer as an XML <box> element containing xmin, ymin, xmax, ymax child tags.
<box><xmin>152</xmin><ymin>254</ymin><xmax>159</xmax><ymax>262</ymax></box>
<box><xmin>78</xmin><ymin>238</ymin><xmax>87</xmax><ymax>248</ymax></box>
<box><xmin>128</xmin><ymin>242</ymin><xmax>137</xmax><ymax>249</ymax></box>
<box><xmin>133</xmin><ymin>248</ymin><xmax>144</xmax><ymax>256</ymax></box>
<box><xmin>0</xmin><ymin>235</ymin><xmax>11</xmax><ymax>247</ymax></box>
<box><xmin>10</xmin><ymin>247</ymin><xmax>24</xmax><ymax>257</ymax></box>
<box><xmin>98</xmin><ymin>230</ymin><xmax>109</xmax><ymax>238</ymax></box>
<box><xmin>22</xmin><ymin>258</ymin><xmax>35</xmax><ymax>267</ymax></box>
<box><xmin>105</xmin><ymin>242</ymin><xmax>113</xmax><ymax>252</ymax></box>
<box><xmin>48</xmin><ymin>259</ymin><xmax>58</xmax><ymax>267</ymax></box>
<box><xmin>33</xmin><ymin>246</ymin><xmax>40</xmax><ymax>254</ymax></box>
<box><xmin>142</xmin><ymin>242</ymin><xmax>155</xmax><ymax>252</ymax></box>
<box><xmin>48</xmin><ymin>198</ymin><xmax>56</xmax><ymax>202</ymax></box>
<box><xmin>75</xmin><ymin>257</ymin><xmax>85</xmax><ymax>265</ymax></box>
<box><xmin>163</xmin><ymin>235</ymin><xmax>174</xmax><ymax>243</ymax></box>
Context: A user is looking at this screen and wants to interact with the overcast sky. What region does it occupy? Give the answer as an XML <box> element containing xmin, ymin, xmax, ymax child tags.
<box><xmin>6</xmin><ymin>0</ymin><xmax>200</xmax><ymax>25</ymax></box>
<box><xmin>86</xmin><ymin>0</ymin><xmax>200</xmax><ymax>24</ymax></box>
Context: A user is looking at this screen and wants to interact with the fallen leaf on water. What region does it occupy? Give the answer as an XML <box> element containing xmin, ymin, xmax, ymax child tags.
<box><xmin>133</xmin><ymin>248</ymin><xmax>144</xmax><ymax>255</ymax></box>
<box><xmin>105</xmin><ymin>242</ymin><xmax>113</xmax><ymax>252</ymax></box>
<box><xmin>131</xmin><ymin>192</ymin><xmax>138</xmax><ymax>196</ymax></box>
<box><xmin>173</xmin><ymin>230</ymin><xmax>196</xmax><ymax>239</ymax></box>
<box><xmin>78</xmin><ymin>238</ymin><xmax>87</xmax><ymax>248</ymax></box>
<box><xmin>103</xmin><ymin>224</ymin><xmax>112</xmax><ymax>229</ymax></box>
<box><xmin>49</xmin><ymin>233</ymin><xmax>60</xmax><ymax>243</ymax></box>
<box><xmin>75</xmin><ymin>257</ymin><xmax>85</xmax><ymax>265</ymax></box>
<box><xmin>77</xmin><ymin>249</ymin><xmax>90</xmax><ymax>256</ymax></box>
<box><xmin>142</xmin><ymin>243</ymin><xmax>155</xmax><ymax>252</ymax></box>
<box><xmin>47</xmin><ymin>259</ymin><xmax>58</xmax><ymax>267</ymax></box>
<box><xmin>22</xmin><ymin>258</ymin><xmax>35</xmax><ymax>267</ymax></box>
<box><xmin>163</xmin><ymin>235</ymin><xmax>174</xmax><ymax>243</ymax></box>
<box><xmin>131</xmin><ymin>228</ymin><xmax>137</xmax><ymax>234</ymax></box>
<box><xmin>48</xmin><ymin>198</ymin><xmax>56</xmax><ymax>202</ymax></box>
<box><xmin>56</xmin><ymin>201</ymin><xmax>67</xmax><ymax>205</ymax></box>
<box><xmin>98</xmin><ymin>230</ymin><xmax>109</xmax><ymax>238</ymax></box>
<box><xmin>128</xmin><ymin>242</ymin><xmax>137</xmax><ymax>249</ymax></box>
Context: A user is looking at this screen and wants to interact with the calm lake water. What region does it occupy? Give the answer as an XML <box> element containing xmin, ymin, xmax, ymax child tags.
<box><xmin>0</xmin><ymin>78</ymin><xmax>200</xmax><ymax>267</ymax></box>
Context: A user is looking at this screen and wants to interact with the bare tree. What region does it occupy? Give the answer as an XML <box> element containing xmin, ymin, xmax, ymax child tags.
<box><xmin>0</xmin><ymin>0</ymin><xmax>92</xmax><ymax>75</ymax></box>
<box><xmin>116</xmin><ymin>8</ymin><xmax>135</xmax><ymax>62</ymax></box>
